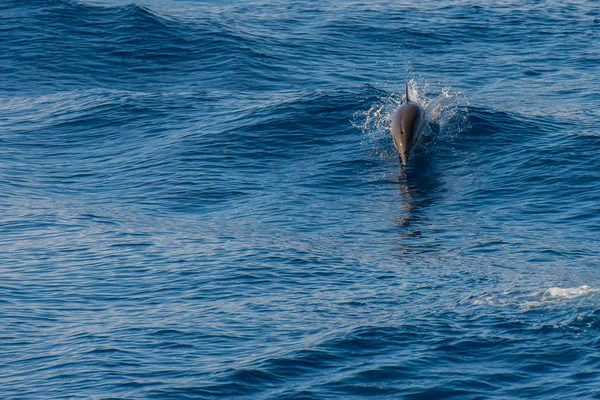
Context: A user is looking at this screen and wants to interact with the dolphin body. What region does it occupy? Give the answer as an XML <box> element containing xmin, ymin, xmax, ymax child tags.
<box><xmin>391</xmin><ymin>83</ymin><xmax>429</xmax><ymax>165</ymax></box>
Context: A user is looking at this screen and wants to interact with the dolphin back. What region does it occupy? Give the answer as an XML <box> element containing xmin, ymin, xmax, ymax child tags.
<box><xmin>391</xmin><ymin>100</ymin><xmax>426</xmax><ymax>165</ymax></box>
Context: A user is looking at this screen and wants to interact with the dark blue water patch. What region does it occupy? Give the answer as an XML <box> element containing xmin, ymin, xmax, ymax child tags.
<box><xmin>0</xmin><ymin>0</ymin><xmax>293</xmax><ymax>94</ymax></box>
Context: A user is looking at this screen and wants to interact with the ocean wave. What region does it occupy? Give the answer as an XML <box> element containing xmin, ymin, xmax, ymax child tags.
<box><xmin>1</xmin><ymin>0</ymin><xmax>289</xmax><ymax>93</ymax></box>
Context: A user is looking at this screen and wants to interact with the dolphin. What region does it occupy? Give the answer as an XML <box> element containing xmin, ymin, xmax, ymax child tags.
<box><xmin>391</xmin><ymin>83</ymin><xmax>430</xmax><ymax>165</ymax></box>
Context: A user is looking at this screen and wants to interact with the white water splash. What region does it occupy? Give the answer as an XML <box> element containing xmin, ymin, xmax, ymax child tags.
<box><xmin>519</xmin><ymin>285</ymin><xmax>598</xmax><ymax>311</ymax></box>
<box><xmin>352</xmin><ymin>78</ymin><xmax>469</xmax><ymax>159</ymax></box>
<box><xmin>472</xmin><ymin>285</ymin><xmax>598</xmax><ymax>312</ymax></box>
<box><xmin>542</xmin><ymin>285</ymin><xmax>596</xmax><ymax>299</ymax></box>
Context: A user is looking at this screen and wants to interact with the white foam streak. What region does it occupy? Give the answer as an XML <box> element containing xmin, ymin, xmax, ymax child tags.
<box><xmin>543</xmin><ymin>285</ymin><xmax>596</xmax><ymax>299</ymax></box>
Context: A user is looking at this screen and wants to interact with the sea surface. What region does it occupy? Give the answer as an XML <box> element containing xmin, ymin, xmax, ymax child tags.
<box><xmin>2</xmin><ymin>0</ymin><xmax>600</xmax><ymax>398</ymax></box>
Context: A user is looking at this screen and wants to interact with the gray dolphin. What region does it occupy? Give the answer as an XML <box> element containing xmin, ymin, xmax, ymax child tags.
<box><xmin>391</xmin><ymin>83</ymin><xmax>429</xmax><ymax>165</ymax></box>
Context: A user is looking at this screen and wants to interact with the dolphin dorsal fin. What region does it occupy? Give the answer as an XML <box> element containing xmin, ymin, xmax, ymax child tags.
<box><xmin>405</xmin><ymin>83</ymin><xmax>410</xmax><ymax>103</ymax></box>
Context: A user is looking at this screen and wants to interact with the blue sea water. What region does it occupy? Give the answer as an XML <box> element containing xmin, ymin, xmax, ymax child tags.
<box><xmin>1</xmin><ymin>0</ymin><xmax>600</xmax><ymax>398</ymax></box>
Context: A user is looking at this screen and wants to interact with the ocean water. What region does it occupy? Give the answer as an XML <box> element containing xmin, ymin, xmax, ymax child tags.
<box><xmin>2</xmin><ymin>0</ymin><xmax>600</xmax><ymax>398</ymax></box>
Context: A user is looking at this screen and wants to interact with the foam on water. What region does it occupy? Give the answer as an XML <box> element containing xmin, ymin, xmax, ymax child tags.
<box><xmin>544</xmin><ymin>285</ymin><xmax>597</xmax><ymax>299</ymax></box>
<box><xmin>471</xmin><ymin>285</ymin><xmax>599</xmax><ymax>312</ymax></box>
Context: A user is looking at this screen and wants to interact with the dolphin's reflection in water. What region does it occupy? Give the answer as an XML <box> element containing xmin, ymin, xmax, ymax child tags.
<box><xmin>393</xmin><ymin>150</ymin><xmax>443</xmax><ymax>255</ymax></box>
